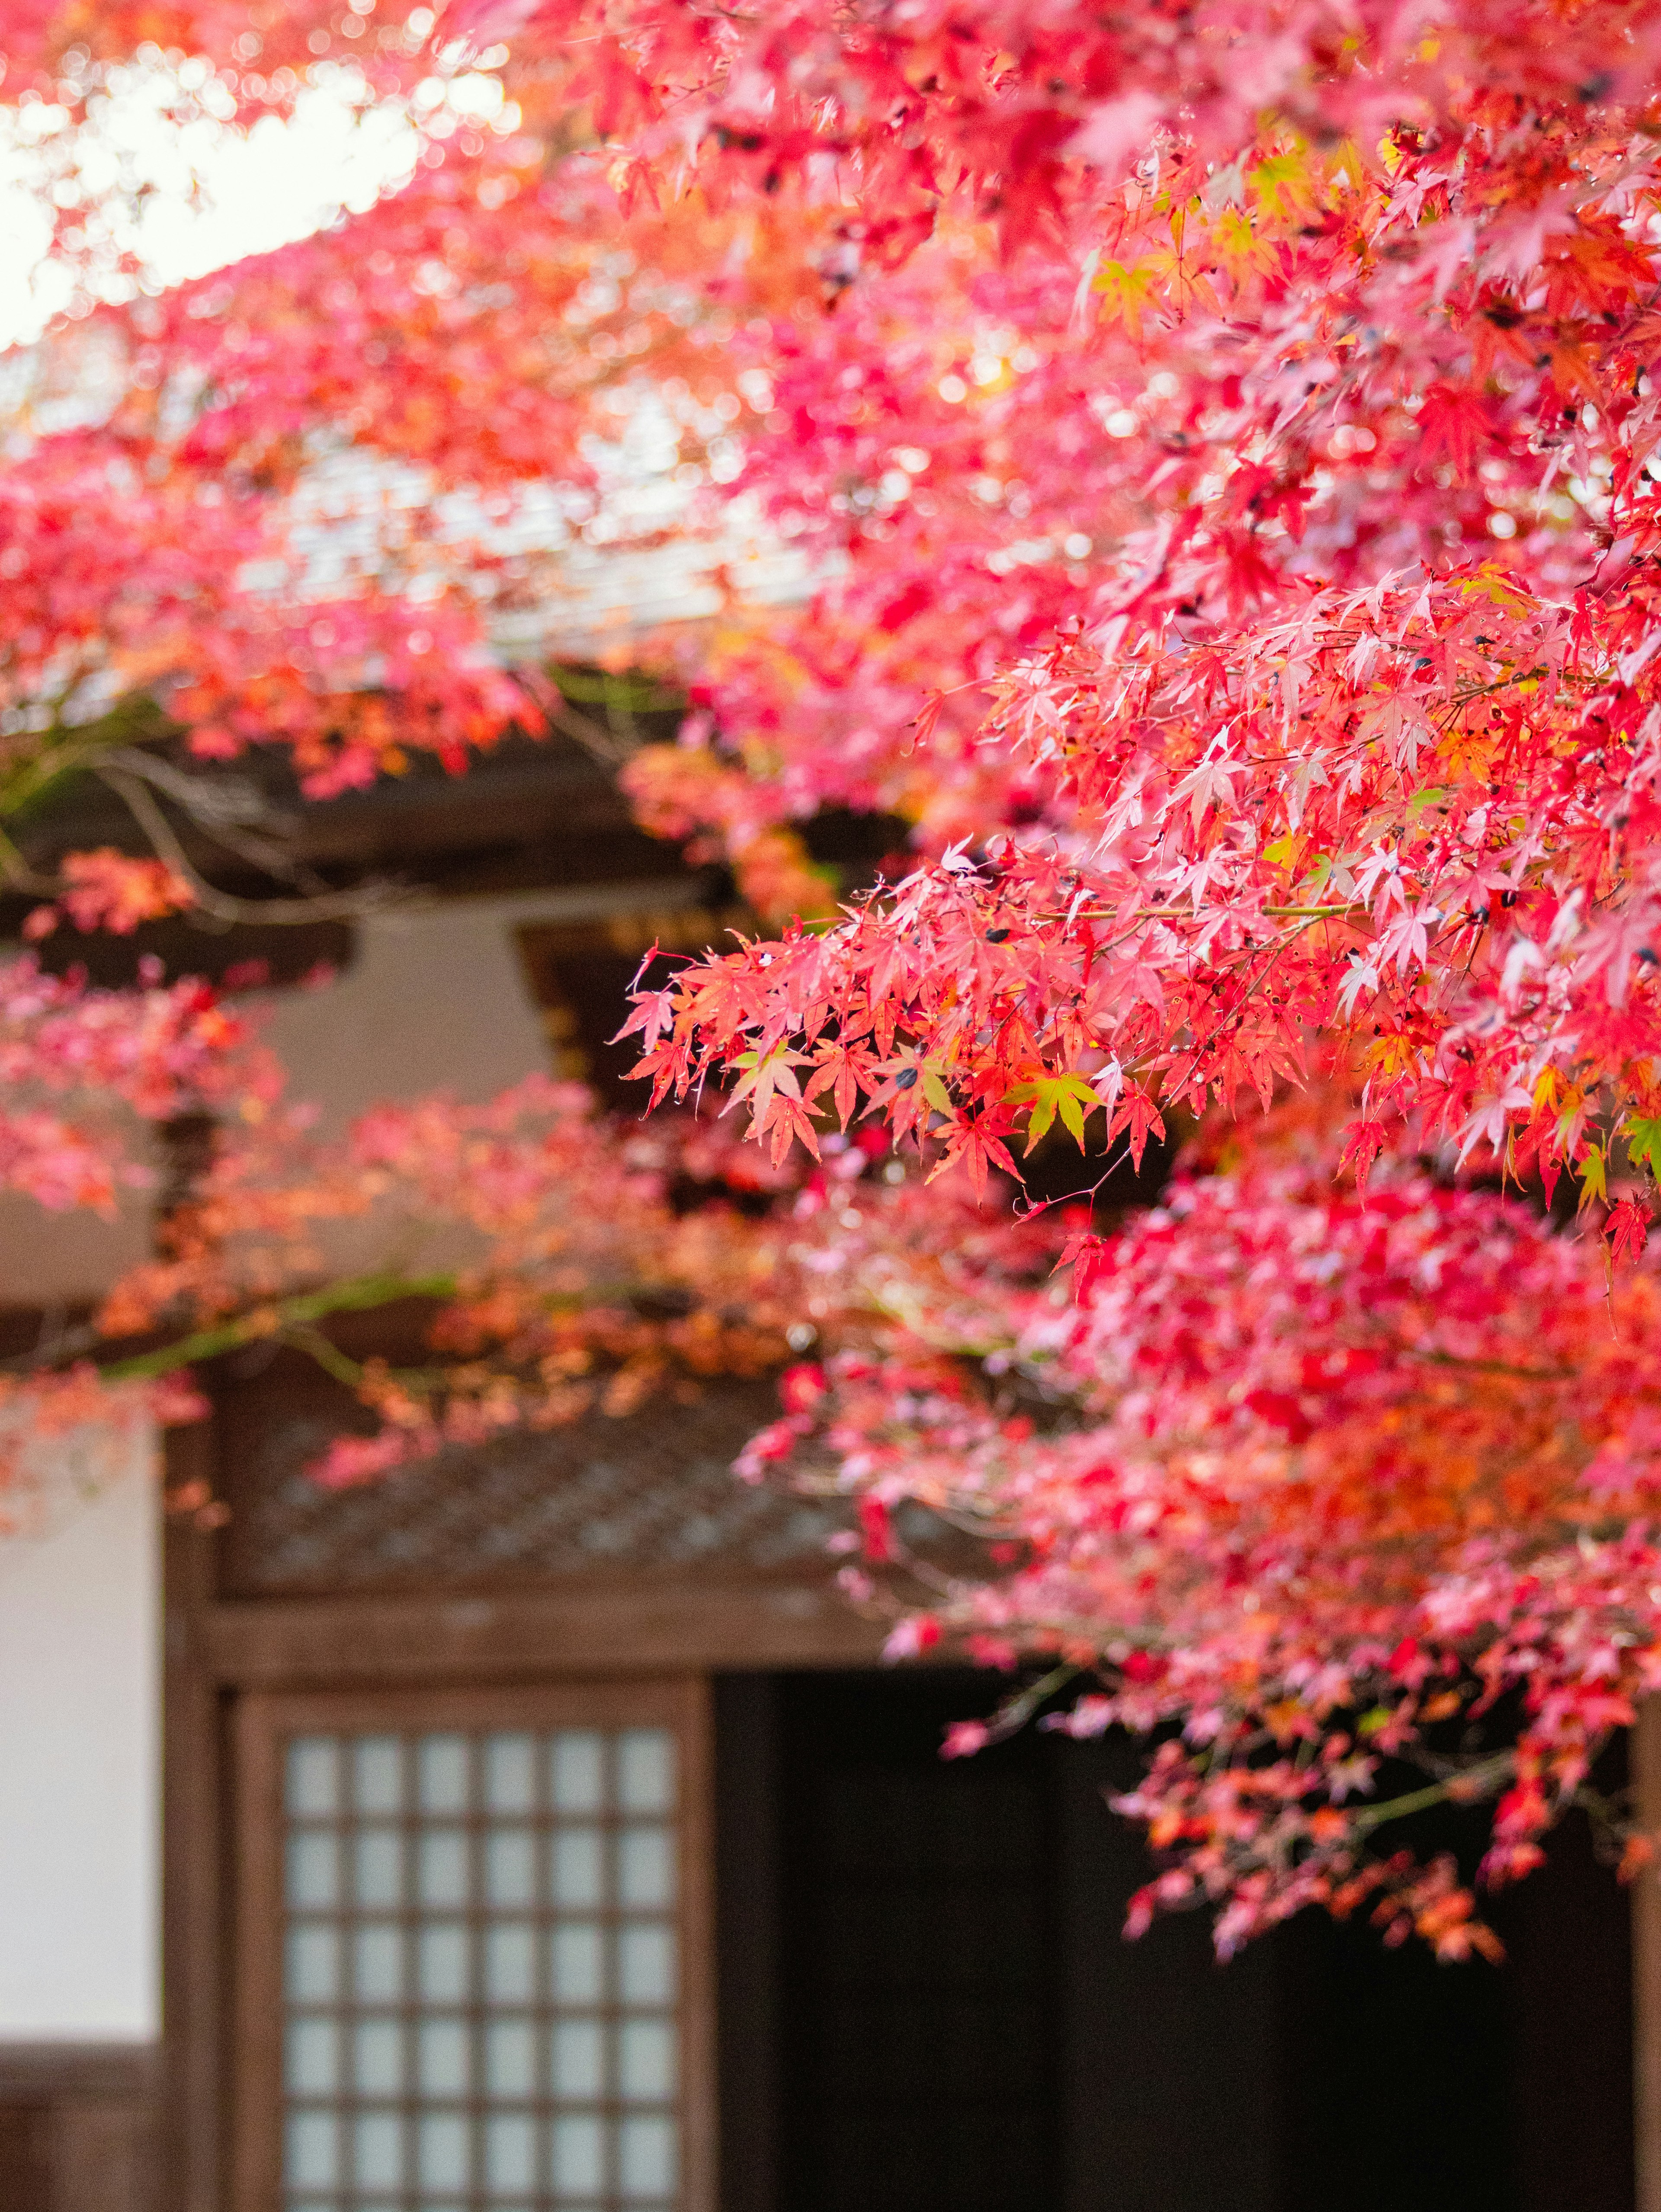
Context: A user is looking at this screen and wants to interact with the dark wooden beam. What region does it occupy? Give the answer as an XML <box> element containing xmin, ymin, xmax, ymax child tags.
<box><xmin>200</xmin><ymin>1580</ymin><xmax>885</xmax><ymax>1689</ymax></box>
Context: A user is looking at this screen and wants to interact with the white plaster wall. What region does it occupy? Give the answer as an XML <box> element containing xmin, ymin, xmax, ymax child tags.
<box><xmin>0</xmin><ymin>1427</ymin><xmax>158</xmax><ymax>2038</ymax></box>
<box><xmin>262</xmin><ymin>889</ymin><xmax>559</xmax><ymax>1128</ymax></box>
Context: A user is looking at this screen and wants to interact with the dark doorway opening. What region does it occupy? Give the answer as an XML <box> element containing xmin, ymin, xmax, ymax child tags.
<box><xmin>773</xmin><ymin>1671</ymin><xmax>1061</xmax><ymax>2212</ymax></box>
<box><xmin>715</xmin><ymin>1671</ymin><xmax>1635</xmax><ymax>2212</ymax></box>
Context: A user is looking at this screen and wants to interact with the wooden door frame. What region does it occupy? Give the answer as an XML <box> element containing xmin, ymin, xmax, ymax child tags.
<box><xmin>230</xmin><ymin>1678</ymin><xmax>715</xmax><ymax>2212</ymax></box>
<box><xmin>162</xmin><ymin>1433</ymin><xmax>230</xmax><ymax>2212</ymax></box>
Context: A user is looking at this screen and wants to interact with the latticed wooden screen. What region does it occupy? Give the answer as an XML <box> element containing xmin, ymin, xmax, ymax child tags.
<box><xmin>215</xmin><ymin>1378</ymin><xmax>841</xmax><ymax>1600</ymax></box>
<box><xmin>234</xmin><ymin>1686</ymin><xmax>713</xmax><ymax>2212</ymax></box>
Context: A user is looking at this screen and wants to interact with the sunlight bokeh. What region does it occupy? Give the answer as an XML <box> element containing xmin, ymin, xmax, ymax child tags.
<box><xmin>0</xmin><ymin>56</ymin><xmax>499</xmax><ymax>347</ymax></box>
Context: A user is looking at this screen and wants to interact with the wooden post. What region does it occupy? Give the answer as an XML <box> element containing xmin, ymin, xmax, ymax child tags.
<box><xmin>1636</xmin><ymin>1700</ymin><xmax>1661</xmax><ymax>2212</ymax></box>
<box><xmin>160</xmin><ymin>1424</ymin><xmax>226</xmax><ymax>2212</ymax></box>
<box><xmin>156</xmin><ymin>1112</ymin><xmax>225</xmax><ymax>2212</ymax></box>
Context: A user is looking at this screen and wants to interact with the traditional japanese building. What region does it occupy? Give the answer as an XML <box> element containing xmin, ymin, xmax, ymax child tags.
<box><xmin>0</xmin><ymin>722</ymin><xmax>1645</xmax><ymax>2212</ymax></box>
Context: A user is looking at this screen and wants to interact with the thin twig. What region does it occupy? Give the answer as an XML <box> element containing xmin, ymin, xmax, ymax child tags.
<box><xmin>96</xmin><ymin>762</ymin><xmax>415</xmax><ymax>927</ymax></box>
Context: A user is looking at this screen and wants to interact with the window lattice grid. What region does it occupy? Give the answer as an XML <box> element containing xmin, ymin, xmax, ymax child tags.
<box><xmin>277</xmin><ymin>1725</ymin><xmax>681</xmax><ymax>2212</ymax></box>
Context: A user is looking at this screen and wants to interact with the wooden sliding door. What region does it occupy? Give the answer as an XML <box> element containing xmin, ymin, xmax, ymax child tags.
<box><xmin>230</xmin><ymin>1682</ymin><xmax>714</xmax><ymax>2212</ymax></box>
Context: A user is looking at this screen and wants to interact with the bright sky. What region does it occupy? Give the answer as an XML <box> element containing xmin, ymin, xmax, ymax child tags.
<box><xmin>0</xmin><ymin>59</ymin><xmax>506</xmax><ymax>350</ymax></box>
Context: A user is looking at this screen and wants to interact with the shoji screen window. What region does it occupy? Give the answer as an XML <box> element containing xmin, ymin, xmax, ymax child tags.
<box><xmin>234</xmin><ymin>1685</ymin><xmax>712</xmax><ymax>2212</ymax></box>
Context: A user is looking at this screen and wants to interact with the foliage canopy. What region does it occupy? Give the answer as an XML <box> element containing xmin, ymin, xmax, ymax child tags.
<box><xmin>6</xmin><ymin>0</ymin><xmax>1661</xmax><ymax>1949</ymax></box>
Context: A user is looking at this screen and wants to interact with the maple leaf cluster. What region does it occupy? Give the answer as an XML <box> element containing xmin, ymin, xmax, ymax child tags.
<box><xmin>563</xmin><ymin>0</ymin><xmax>1661</xmax><ymax>1937</ymax></box>
<box><xmin>620</xmin><ymin>21</ymin><xmax>1661</xmax><ymax>1238</ymax></box>
<box><xmin>6</xmin><ymin>0</ymin><xmax>1661</xmax><ymax>1945</ymax></box>
<box><xmin>753</xmin><ymin>1096</ymin><xmax>1661</xmax><ymax>1957</ymax></box>
<box><xmin>0</xmin><ymin>948</ymin><xmax>281</xmax><ymax>1211</ymax></box>
<box><xmin>100</xmin><ymin>1075</ymin><xmax>810</xmax><ymax>1483</ymax></box>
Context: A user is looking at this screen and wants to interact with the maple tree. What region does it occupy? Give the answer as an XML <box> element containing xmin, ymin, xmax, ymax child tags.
<box><xmin>4</xmin><ymin>0</ymin><xmax>1661</xmax><ymax>1951</ymax></box>
<box><xmin>606</xmin><ymin>0</ymin><xmax>1661</xmax><ymax>1949</ymax></box>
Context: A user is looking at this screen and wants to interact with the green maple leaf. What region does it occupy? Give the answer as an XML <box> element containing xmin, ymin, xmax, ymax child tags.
<box><xmin>1007</xmin><ymin>1072</ymin><xmax>1102</xmax><ymax>1153</ymax></box>
<box><xmin>1580</xmin><ymin>1145</ymin><xmax>1608</xmax><ymax>1206</ymax></box>
<box><xmin>920</xmin><ymin>1066</ymin><xmax>956</xmax><ymax>1118</ymax></box>
<box><xmin>1627</xmin><ymin>1117</ymin><xmax>1661</xmax><ymax>1172</ymax></box>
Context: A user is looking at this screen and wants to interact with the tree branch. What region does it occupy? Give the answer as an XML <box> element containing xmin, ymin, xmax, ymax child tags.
<box><xmin>98</xmin><ymin>1271</ymin><xmax>460</xmax><ymax>1383</ymax></box>
<box><xmin>94</xmin><ymin>759</ymin><xmax>417</xmax><ymax>926</ymax></box>
<box><xmin>1349</xmin><ymin>1751</ymin><xmax>1517</xmax><ymax>1837</ymax></box>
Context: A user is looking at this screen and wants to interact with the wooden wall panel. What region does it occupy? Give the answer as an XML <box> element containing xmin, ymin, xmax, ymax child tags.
<box><xmin>0</xmin><ymin>2044</ymin><xmax>159</xmax><ymax>2212</ymax></box>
